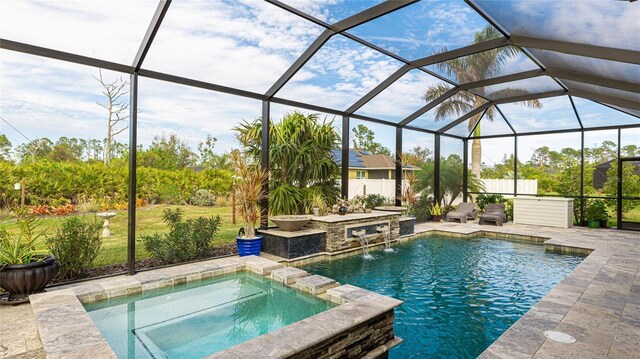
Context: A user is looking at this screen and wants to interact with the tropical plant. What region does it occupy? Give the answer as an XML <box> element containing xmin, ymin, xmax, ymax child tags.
<box><xmin>141</xmin><ymin>208</ymin><xmax>221</xmax><ymax>264</ymax></box>
<box><xmin>234</xmin><ymin>111</ymin><xmax>340</xmax><ymax>215</ymax></box>
<box><xmin>0</xmin><ymin>210</ymin><xmax>46</xmax><ymax>267</ymax></box>
<box><xmin>414</xmin><ymin>154</ymin><xmax>485</xmax><ymax>207</ymax></box>
<box><xmin>310</xmin><ymin>194</ymin><xmax>329</xmax><ymax>215</ymax></box>
<box><xmin>402</xmin><ymin>172</ymin><xmax>418</xmax><ymax>212</ymax></box>
<box><xmin>429</xmin><ymin>203</ymin><xmax>443</xmax><ymax>216</ymax></box>
<box><xmin>230</xmin><ymin>149</ymin><xmax>268</xmax><ymax>239</ymax></box>
<box><xmin>409</xmin><ymin>193</ymin><xmax>433</xmax><ymax>222</ymax></box>
<box><xmin>46</xmin><ymin>217</ymin><xmax>102</xmax><ymax>279</ymax></box>
<box><xmin>425</xmin><ymin>26</ymin><xmax>542</xmax><ymax>179</ymax></box>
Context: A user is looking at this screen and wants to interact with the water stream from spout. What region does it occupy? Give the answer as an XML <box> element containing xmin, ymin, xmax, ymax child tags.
<box><xmin>357</xmin><ymin>233</ymin><xmax>373</xmax><ymax>259</ymax></box>
<box><xmin>383</xmin><ymin>229</ymin><xmax>394</xmax><ymax>252</ymax></box>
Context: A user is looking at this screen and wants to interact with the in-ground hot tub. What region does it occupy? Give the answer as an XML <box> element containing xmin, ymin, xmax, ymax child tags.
<box><xmin>84</xmin><ymin>272</ymin><xmax>334</xmax><ymax>358</ymax></box>
<box><xmin>30</xmin><ymin>256</ymin><xmax>403</xmax><ymax>359</ymax></box>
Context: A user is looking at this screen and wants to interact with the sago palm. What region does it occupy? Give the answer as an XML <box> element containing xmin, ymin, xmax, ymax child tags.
<box><xmin>425</xmin><ymin>26</ymin><xmax>541</xmax><ymax>179</ymax></box>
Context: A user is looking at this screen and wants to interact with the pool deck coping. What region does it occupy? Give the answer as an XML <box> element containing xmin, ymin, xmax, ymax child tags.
<box><xmin>27</xmin><ymin>255</ymin><xmax>403</xmax><ymax>359</ymax></box>
<box><xmin>418</xmin><ymin>221</ymin><xmax>639</xmax><ymax>359</ymax></box>
<box><xmin>2</xmin><ymin>221</ymin><xmax>638</xmax><ymax>358</ymax></box>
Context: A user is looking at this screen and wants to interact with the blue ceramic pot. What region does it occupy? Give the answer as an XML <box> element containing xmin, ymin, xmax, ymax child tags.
<box><xmin>236</xmin><ymin>235</ymin><xmax>263</xmax><ymax>257</ymax></box>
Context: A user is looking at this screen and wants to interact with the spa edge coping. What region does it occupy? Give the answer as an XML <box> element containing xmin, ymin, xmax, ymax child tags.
<box><xmin>29</xmin><ymin>255</ymin><xmax>403</xmax><ymax>359</ymax></box>
<box><xmin>29</xmin><ymin>224</ymin><xmax>624</xmax><ymax>358</ymax></box>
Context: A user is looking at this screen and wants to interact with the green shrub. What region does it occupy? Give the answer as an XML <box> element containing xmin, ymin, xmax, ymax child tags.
<box><xmin>141</xmin><ymin>208</ymin><xmax>221</xmax><ymax>264</ymax></box>
<box><xmin>409</xmin><ymin>194</ymin><xmax>433</xmax><ymax>223</ymax></box>
<box><xmin>505</xmin><ymin>198</ymin><xmax>514</xmax><ymax>221</ymax></box>
<box><xmin>585</xmin><ymin>199</ymin><xmax>609</xmax><ymax>221</ymax></box>
<box><xmin>357</xmin><ymin>193</ymin><xmax>389</xmax><ymax>210</ymax></box>
<box><xmin>190</xmin><ymin>189</ymin><xmax>216</xmax><ymax>206</ymax></box>
<box><xmin>475</xmin><ymin>194</ymin><xmax>506</xmax><ymax>212</ymax></box>
<box><xmin>46</xmin><ymin>217</ymin><xmax>102</xmax><ymax>280</ymax></box>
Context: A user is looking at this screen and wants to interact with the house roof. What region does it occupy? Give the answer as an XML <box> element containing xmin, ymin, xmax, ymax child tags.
<box><xmin>332</xmin><ymin>149</ymin><xmax>418</xmax><ymax>170</ymax></box>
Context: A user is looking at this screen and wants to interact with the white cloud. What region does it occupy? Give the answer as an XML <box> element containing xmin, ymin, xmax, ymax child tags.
<box><xmin>356</xmin><ymin>69</ymin><xmax>446</xmax><ymax>121</ymax></box>
<box><xmin>0</xmin><ymin>0</ymin><xmax>158</xmax><ymax>64</ymax></box>
<box><xmin>498</xmin><ymin>0</ymin><xmax>639</xmax><ymax>51</ymax></box>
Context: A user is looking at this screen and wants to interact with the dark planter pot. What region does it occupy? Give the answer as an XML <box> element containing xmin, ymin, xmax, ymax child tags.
<box><xmin>236</xmin><ymin>235</ymin><xmax>263</xmax><ymax>257</ymax></box>
<box><xmin>431</xmin><ymin>215</ymin><xmax>442</xmax><ymax>222</ymax></box>
<box><xmin>587</xmin><ymin>220</ymin><xmax>601</xmax><ymax>229</ymax></box>
<box><xmin>0</xmin><ymin>255</ymin><xmax>59</xmax><ymax>301</ymax></box>
<box><xmin>338</xmin><ymin>205</ymin><xmax>348</xmax><ymax>215</ymax></box>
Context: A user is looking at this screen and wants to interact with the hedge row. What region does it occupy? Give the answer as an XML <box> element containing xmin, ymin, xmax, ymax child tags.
<box><xmin>0</xmin><ymin>160</ymin><xmax>232</xmax><ymax>209</ymax></box>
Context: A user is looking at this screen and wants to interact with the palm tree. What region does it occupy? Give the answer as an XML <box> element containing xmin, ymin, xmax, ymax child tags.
<box><xmin>425</xmin><ymin>26</ymin><xmax>542</xmax><ymax>179</ymax></box>
<box><xmin>234</xmin><ymin>111</ymin><xmax>341</xmax><ymax>215</ymax></box>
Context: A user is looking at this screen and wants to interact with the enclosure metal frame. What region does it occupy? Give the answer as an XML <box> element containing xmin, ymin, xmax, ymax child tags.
<box><xmin>1</xmin><ymin>0</ymin><xmax>639</xmax><ymax>275</ymax></box>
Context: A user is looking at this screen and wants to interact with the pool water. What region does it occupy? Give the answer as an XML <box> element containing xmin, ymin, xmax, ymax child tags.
<box><xmin>303</xmin><ymin>236</ymin><xmax>584</xmax><ymax>358</ymax></box>
<box><xmin>84</xmin><ymin>272</ymin><xmax>334</xmax><ymax>359</ymax></box>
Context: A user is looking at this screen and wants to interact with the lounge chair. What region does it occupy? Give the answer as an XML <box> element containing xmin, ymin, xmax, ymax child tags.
<box><xmin>445</xmin><ymin>202</ymin><xmax>478</xmax><ymax>223</ymax></box>
<box><xmin>479</xmin><ymin>203</ymin><xmax>506</xmax><ymax>226</ymax></box>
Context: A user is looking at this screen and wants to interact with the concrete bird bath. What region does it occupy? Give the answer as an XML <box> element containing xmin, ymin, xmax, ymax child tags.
<box><xmin>96</xmin><ymin>212</ymin><xmax>116</xmax><ymax>238</ymax></box>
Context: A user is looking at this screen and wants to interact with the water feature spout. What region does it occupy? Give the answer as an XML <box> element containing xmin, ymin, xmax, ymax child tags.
<box><xmin>376</xmin><ymin>226</ymin><xmax>394</xmax><ymax>252</ymax></box>
<box><xmin>352</xmin><ymin>230</ymin><xmax>373</xmax><ymax>259</ymax></box>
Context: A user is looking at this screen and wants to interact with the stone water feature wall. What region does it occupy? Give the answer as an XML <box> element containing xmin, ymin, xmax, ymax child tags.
<box><xmin>305</xmin><ymin>212</ymin><xmax>400</xmax><ymax>252</ymax></box>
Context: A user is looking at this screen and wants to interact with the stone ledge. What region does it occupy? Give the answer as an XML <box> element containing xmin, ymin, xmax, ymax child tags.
<box><xmin>29</xmin><ymin>292</ymin><xmax>116</xmax><ymax>359</ymax></box>
<box><xmin>28</xmin><ymin>254</ymin><xmax>402</xmax><ymax>359</ymax></box>
<box><xmin>240</xmin><ymin>255</ymin><xmax>283</xmax><ymax>275</ymax></box>
<box><xmin>326</xmin><ymin>284</ymin><xmax>403</xmax><ymax>310</ymax></box>
<box><xmin>259</xmin><ymin>227</ymin><xmax>326</xmax><ymax>238</ymax></box>
<box><xmin>270</xmin><ymin>266</ymin><xmax>308</xmax><ymax>284</ymax></box>
<box><xmin>296</xmin><ymin>274</ymin><xmax>338</xmax><ymax>295</ymax></box>
<box><xmin>205</xmin><ymin>302</ymin><xmax>397</xmax><ymax>359</ymax></box>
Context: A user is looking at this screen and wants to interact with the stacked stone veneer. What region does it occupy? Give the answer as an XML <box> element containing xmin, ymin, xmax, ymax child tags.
<box><xmin>30</xmin><ymin>256</ymin><xmax>402</xmax><ymax>359</ymax></box>
<box><xmin>305</xmin><ymin>212</ymin><xmax>401</xmax><ymax>252</ymax></box>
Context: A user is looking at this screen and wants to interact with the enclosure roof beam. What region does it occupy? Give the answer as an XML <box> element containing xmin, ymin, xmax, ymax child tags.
<box><xmin>264</xmin><ymin>0</ymin><xmax>416</xmax><ymax>99</ymax></box>
<box><xmin>568</xmin><ymin>95</ymin><xmax>584</xmax><ymax>129</ymax></box>
<box><xmin>346</xmin><ymin>64</ymin><xmax>413</xmax><ymax>114</ymax></box>
<box><xmin>344</xmin><ymin>37</ymin><xmax>508</xmax><ymax>115</ymax></box>
<box><xmin>508</xmin><ymin>35</ymin><xmax>640</xmax><ymax>65</ymax></box>
<box><xmin>132</xmin><ymin>0</ymin><xmax>172</xmax><ymax>72</ymax></box>
<box><xmin>270</xmin><ymin>96</ymin><xmax>401</xmax><ymax>128</ymax></box>
<box><xmin>469</xmin><ymin>122</ymin><xmax>640</xmax><ymax>140</ymax></box>
<box><xmin>398</xmin><ymin>87</ymin><xmax>460</xmax><ymax>127</ymax></box>
<box><xmin>437</xmin><ymin>90</ymin><xmax>567</xmax><ymax>133</ymax></box>
<box><xmin>438</xmin><ymin>103</ymin><xmax>492</xmax><ymax>134</ymax></box>
<box><xmin>494</xmin><ymin>105</ymin><xmax>517</xmax><ymax>134</ymax></box>
<box><xmin>0</xmin><ymin>38</ymin><xmax>134</xmax><ymax>73</ymax></box>
<box><xmin>264</xmin><ymin>0</ymin><xmax>331</xmax><ymax>28</ymax></box>
<box><xmin>264</xmin><ymin>29</ymin><xmax>333</xmax><ymax>99</ymax></box>
<box><xmin>598</xmin><ymin>103</ymin><xmax>640</xmax><ymax>120</ymax></box>
<box><xmin>458</xmin><ymin>69</ymin><xmax>545</xmax><ymax>91</ymax></box>
<box><xmin>410</xmin><ymin>37</ymin><xmax>509</xmax><ymax>68</ymax></box>
<box><xmin>568</xmin><ymin>90</ymin><xmax>640</xmax><ymax>111</ymax></box>
<box><xmin>331</xmin><ymin>0</ymin><xmax>418</xmax><ymax>32</ymax></box>
<box><xmin>547</xmin><ymin>68</ymin><xmax>640</xmax><ymax>93</ymax></box>
<box><xmin>266</xmin><ymin>0</ymin><xmax>456</xmax><ymax>89</ymax></box>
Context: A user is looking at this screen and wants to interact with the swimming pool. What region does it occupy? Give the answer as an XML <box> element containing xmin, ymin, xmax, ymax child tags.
<box><xmin>303</xmin><ymin>235</ymin><xmax>584</xmax><ymax>358</ymax></box>
<box><xmin>84</xmin><ymin>272</ymin><xmax>334</xmax><ymax>358</ymax></box>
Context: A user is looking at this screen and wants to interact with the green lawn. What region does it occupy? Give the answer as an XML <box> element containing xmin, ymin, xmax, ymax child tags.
<box><xmin>2</xmin><ymin>205</ymin><xmax>241</xmax><ymax>267</ymax></box>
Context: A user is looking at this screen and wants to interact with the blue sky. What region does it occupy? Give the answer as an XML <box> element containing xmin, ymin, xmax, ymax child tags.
<box><xmin>0</xmin><ymin>0</ymin><xmax>638</xmax><ymax>163</ymax></box>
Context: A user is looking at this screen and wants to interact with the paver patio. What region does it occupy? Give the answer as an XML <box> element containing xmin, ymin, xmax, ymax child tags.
<box><xmin>1</xmin><ymin>222</ymin><xmax>638</xmax><ymax>358</ymax></box>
